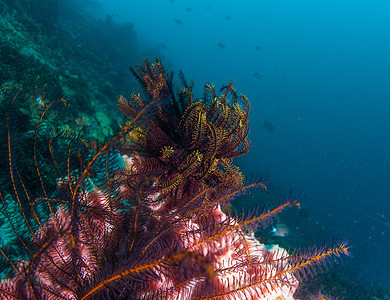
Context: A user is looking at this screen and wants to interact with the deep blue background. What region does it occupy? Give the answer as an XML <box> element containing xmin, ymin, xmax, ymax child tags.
<box><xmin>93</xmin><ymin>0</ymin><xmax>390</xmax><ymax>290</ymax></box>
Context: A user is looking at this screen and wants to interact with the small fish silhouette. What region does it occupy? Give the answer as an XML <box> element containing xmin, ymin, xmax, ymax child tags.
<box><xmin>174</xmin><ymin>19</ymin><xmax>183</xmax><ymax>25</ymax></box>
<box><xmin>217</xmin><ymin>42</ymin><xmax>225</xmax><ymax>49</ymax></box>
<box><xmin>270</xmin><ymin>223</ymin><xmax>290</xmax><ymax>237</ymax></box>
<box><xmin>263</xmin><ymin>120</ymin><xmax>274</xmax><ymax>133</ymax></box>
<box><xmin>254</xmin><ymin>72</ymin><xmax>263</xmax><ymax>80</ymax></box>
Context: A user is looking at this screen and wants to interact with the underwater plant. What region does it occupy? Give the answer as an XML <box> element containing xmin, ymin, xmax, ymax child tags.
<box><xmin>0</xmin><ymin>59</ymin><xmax>349</xmax><ymax>299</ymax></box>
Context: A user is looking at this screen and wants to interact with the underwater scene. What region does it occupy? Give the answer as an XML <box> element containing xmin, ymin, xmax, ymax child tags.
<box><xmin>0</xmin><ymin>0</ymin><xmax>389</xmax><ymax>299</ymax></box>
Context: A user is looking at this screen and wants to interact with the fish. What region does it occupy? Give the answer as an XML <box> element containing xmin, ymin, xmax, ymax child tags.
<box><xmin>217</xmin><ymin>42</ymin><xmax>225</xmax><ymax>49</ymax></box>
<box><xmin>270</xmin><ymin>223</ymin><xmax>290</xmax><ymax>237</ymax></box>
<box><xmin>254</xmin><ymin>72</ymin><xmax>263</xmax><ymax>80</ymax></box>
<box><xmin>174</xmin><ymin>19</ymin><xmax>183</xmax><ymax>25</ymax></box>
<box><xmin>263</xmin><ymin>120</ymin><xmax>275</xmax><ymax>133</ymax></box>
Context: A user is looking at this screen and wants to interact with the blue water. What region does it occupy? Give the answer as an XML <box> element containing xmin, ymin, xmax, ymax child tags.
<box><xmin>93</xmin><ymin>0</ymin><xmax>390</xmax><ymax>290</ymax></box>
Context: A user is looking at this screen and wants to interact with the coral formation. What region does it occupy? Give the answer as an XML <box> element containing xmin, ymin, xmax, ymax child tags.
<box><xmin>0</xmin><ymin>0</ymin><xmax>140</xmax><ymax>142</ymax></box>
<box><xmin>0</xmin><ymin>59</ymin><xmax>349</xmax><ymax>299</ymax></box>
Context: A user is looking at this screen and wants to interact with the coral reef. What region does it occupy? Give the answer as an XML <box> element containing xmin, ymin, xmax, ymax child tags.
<box><xmin>0</xmin><ymin>0</ymin><xmax>141</xmax><ymax>142</ymax></box>
<box><xmin>0</xmin><ymin>59</ymin><xmax>349</xmax><ymax>299</ymax></box>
